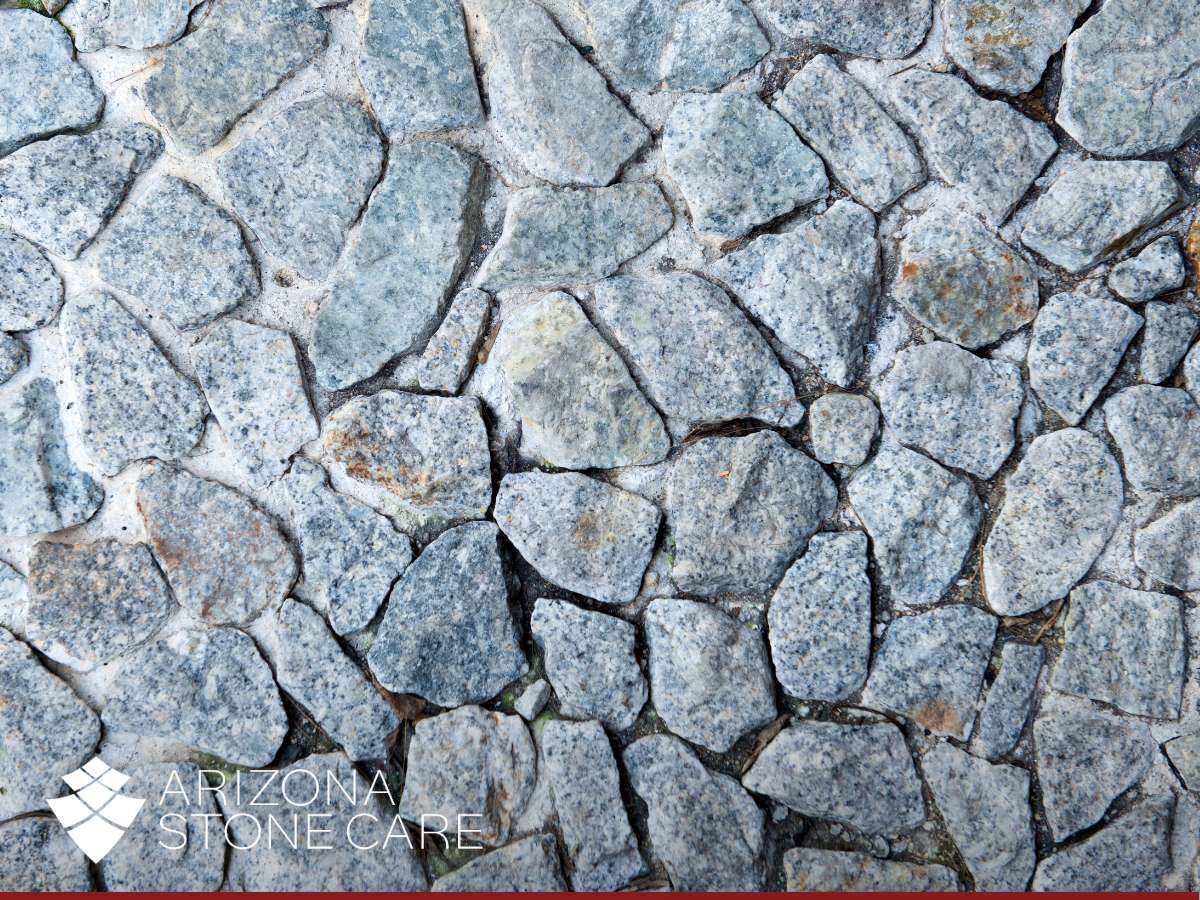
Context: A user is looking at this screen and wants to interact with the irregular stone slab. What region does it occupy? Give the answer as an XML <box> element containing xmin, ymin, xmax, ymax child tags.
<box><xmin>1105</xmin><ymin>385</ymin><xmax>1200</xmax><ymax>496</ymax></box>
<box><xmin>1021</xmin><ymin>161</ymin><xmax>1181</xmax><ymax>273</ymax></box>
<box><xmin>0</xmin><ymin>378</ymin><xmax>103</xmax><ymax>537</ymax></box>
<box><xmin>1109</xmin><ymin>237</ymin><xmax>1187</xmax><ymax>303</ymax></box>
<box><xmin>922</xmin><ymin>743</ymin><xmax>1034</xmax><ymax>891</ymax></box>
<box><xmin>742</xmin><ymin>720</ymin><xmax>924</xmax><ymax>835</ymax></box>
<box><xmin>61</xmin><ymin>0</ymin><xmax>203</xmax><ymax>51</ymax></box>
<box><xmin>475</xmin><ymin>184</ymin><xmax>672</xmax><ymax>290</ymax></box>
<box><xmin>973</xmin><ymin>642</ymin><xmax>1042</xmax><ymax>760</ymax></box>
<box><xmin>668</xmin><ymin>431</ymin><xmax>836</xmax><ymax>595</ymax></box>
<box><xmin>1034</xmin><ymin>707</ymin><xmax>1153</xmax><ymax>842</ymax></box>
<box><xmin>0</xmin><ymin>125</ymin><xmax>163</xmax><ymax>259</ymax></box>
<box><xmin>357</xmin><ymin>0</ymin><xmax>482</xmax><ymax>135</ymax></box>
<box><xmin>491</xmin><ymin>292</ymin><xmax>669</xmax><ymax>469</ymax></box>
<box><xmin>710</xmin><ymin>199</ymin><xmax>877</xmax><ymax>386</ymax></box>
<box><xmin>624</xmin><ymin>734</ymin><xmax>764</xmax><ymax>890</ymax></box>
<box><xmin>808</xmin><ymin>392</ymin><xmax>878</xmax><ymax>466</ymax></box>
<box><xmin>1135</xmin><ymin>499</ymin><xmax>1200</xmax><ymax>589</ymax></box>
<box><xmin>0</xmin><ymin>11</ymin><xmax>102</xmax><ymax>159</ymax></box>
<box><xmin>662</xmin><ymin>92</ymin><xmax>827</xmax><ymax>240</ymax></box>
<box><xmin>60</xmin><ymin>291</ymin><xmax>206</xmax><ymax>476</ymax></box>
<box><xmin>433</xmin><ymin>835</ymin><xmax>566</xmax><ymax>892</ymax></box>
<box><xmin>0</xmin><ymin>628</ymin><xmax>99</xmax><ymax>820</ymax></box>
<box><xmin>644</xmin><ymin>598</ymin><xmax>776</xmax><ymax>752</ymax></box>
<box><xmin>495</xmin><ymin>471</ymin><xmax>659</xmax><ymax>605</ymax></box>
<box><xmin>311</xmin><ymin>143</ymin><xmax>482</xmax><ymax>390</ymax></box>
<box><xmin>514</xmin><ymin>679</ymin><xmax>550</xmax><ymax>721</ymax></box>
<box><xmin>105</xmin><ymin>626</ymin><xmax>288</xmax><ymax>766</ymax></box>
<box><xmin>1057</xmin><ymin>0</ymin><xmax>1200</xmax><ymax>156</ymax></box>
<box><xmin>754</xmin><ymin>0</ymin><xmax>931</xmax><ymax>58</ymax></box>
<box><xmin>531</xmin><ymin>597</ymin><xmax>646</xmax><ymax>730</ymax></box>
<box><xmin>889</xmin><ymin>69</ymin><xmax>1055</xmax><ymax>222</ymax></box>
<box><xmin>97</xmin><ymin>176</ymin><xmax>257</xmax><ymax>331</ymax></box>
<box><xmin>136</xmin><ymin>465</ymin><xmax>297</xmax><ymax>624</ymax></box>
<box><xmin>768</xmin><ymin>532</ymin><xmax>871</xmax><ymax>701</ymax></box>
<box><xmin>467</xmin><ymin>0</ymin><xmax>647</xmax><ymax>186</ymax></box>
<box><xmin>1165</xmin><ymin>734</ymin><xmax>1200</xmax><ymax>790</ymax></box>
<box><xmin>892</xmin><ymin>207</ymin><xmax>1038</xmax><ymax>348</ymax></box>
<box><xmin>776</xmin><ymin>55</ymin><xmax>923</xmax><ymax>211</ymax></box>
<box><xmin>783</xmin><ymin>849</ymin><xmax>959</xmax><ymax>891</ymax></box>
<box><xmin>543</xmin><ymin>720</ymin><xmax>645</xmax><ymax>890</ymax></box>
<box><xmin>0</xmin><ymin>333</ymin><xmax>25</xmax><ymax>386</ymax></box>
<box><xmin>322</xmin><ymin>391</ymin><xmax>492</xmax><ymax>534</ymax></box>
<box><xmin>367</xmin><ymin>521</ymin><xmax>527</xmax><ymax>707</ymax></box>
<box><xmin>593</xmin><ymin>273</ymin><xmax>802</xmax><ymax>435</ymax></box>
<box><xmin>0</xmin><ymin>230</ymin><xmax>62</xmax><ymax>331</ymax></box>
<box><xmin>1141</xmin><ymin>301</ymin><xmax>1199</xmax><ymax>384</ymax></box>
<box><xmin>414</xmin><ymin>287</ymin><xmax>489</xmax><ymax>394</ymax></box>
<box><xmin>144</xmin><ymin>0</ymin><xmax>329</xmax><ymax>154</ymax></box>
<box><xmin>400</xmin><ymin>705</ymin><xmax>535</xmax><ymax>846</ymax></box>
<box><xmin>0</xmin><ymin>818</ymin><xmax>90</xmax><ymax>892</ymax></box>
<box><xmin>943</xmin><ymin>0</ymin><xmax>1087</xmax><ymax>94</ymax></box>
<box><xmin>847</xmin><ymin>441</ymin><xmax>980</xmax><ymax>608</ymax></box>
<box><xmin>1052</xmin><ymin>581</ymin><xmax>1185</xmax><ymax>719</ymax></box>
<box><xmin>879</xmin><ymin>341</ymin><xmax>1022</xmax><ymax>477</ymax></box>
<box><xmin>281</xmin><ymin>458</ymin><xmax>412</xmax><ymax>636</ymax></box>
<box><xmin>983</xmin><ymin>428</ymin><xmax>1123</xmax><ymax>616</ymax></box>
<box><xmin>577</xmin><ymin>0</ymin><xmax>768</xmax><ymax>92</ymax></box>
<box><xmin>220</xmin><ymin>96</ymin><xmax>384</xmax><ymax>281</ymax></box>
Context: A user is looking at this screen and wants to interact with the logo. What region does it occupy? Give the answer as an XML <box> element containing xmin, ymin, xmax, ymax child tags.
<box><xmin>47</xmin><ymin>756</ymin><xmax>145</xmax><ymax>863</ymax></box>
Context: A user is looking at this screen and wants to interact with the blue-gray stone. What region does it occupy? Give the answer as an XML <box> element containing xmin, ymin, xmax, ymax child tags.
<box><xmin>754</xmin><ymin>0</ymin><xmax>931</xmax><ymax>58</ymax></box>
<box><xmin>0</xmin><ymin>229</ymin><xmax>62</xmax><ymax>331</ymax></box>
<box><xmin>1109</xmin><ymin>236</ymin><xmax>1187</xmax><ymax>303</ymax></box>
<box><xmin>1104</xmin><ymin>385</ymin><xmax>1200</xmax><ymax>496</ymax></box>
<box><xmin>973</xmin><ymin>642</ymin><xmax>1042</xmax><ymax>760</ymax></box>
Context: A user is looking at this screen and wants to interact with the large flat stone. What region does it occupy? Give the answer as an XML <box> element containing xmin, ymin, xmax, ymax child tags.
<box><xmin>754</xmin><ymin>0</ymin><xmax>931</xmax><ymax>58</ymax></box>
<box><xmin>1141</xmin><ymin>300</ymin><xmax>1199</xmax><ymax>384</ymax></box>
<box><xmin>414</xmin><ymin>286</ymin><xmax>490</xmax><ymax>395</ymax></box>
<box><xmin>61</xmin><ymin>0</ymin><xmax>203</xmax><ymax>51</ymax></box>
<box><xmin>1104</xmin><ymin>385</ymin><xmax>1200</xmax><ymax>496</ymax></box>
<box><xmin>0</xmin><ymin>230</ymin><xmax>61</xmax><ymax>331</ymax></box>
<box><xmin>1109</xmin><ymin>236</ymin><xmax>1187</xmax><ymax>303</ymax></box>
<box><xmin>973</xmin><ymin>642</ymin><xmax>1042</xmax><ymax>760</ymax></box>
<box><xmin>808</xmin><ymin>393</ymin><xmax>879</xmax><ymax>466</ymax></box>
<box><xmin>1134</xmin><ymin>498</ymin><xmax>1200</xmax><ymax>589</ymax></box>
<box><xmin>0</xmin><ymin>818</ymin><xmax>90</xmax><ymax>891</ymax></box>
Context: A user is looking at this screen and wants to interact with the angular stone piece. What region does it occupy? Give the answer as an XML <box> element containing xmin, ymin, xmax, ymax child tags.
<box><xmin>136</xmin><ymin>465</ymin><xmax>297</xmax><ymax>624</ymax></box>
<box><xmin>1021</xmin><ymin>161</ymin><xmax>1181</xmax><ymax>273</ymax></box>
<box><xmin>1109</xmin><ymin>237</ymin><xmax>1187</xmax><ymax>303</ymax></box>
<box><xmin>1105</xmin><ymin>385</ymin><xmax>1200</xmax><ymax>496</ymax></box>
<box><xmin>0</xmin><ymin>333</ymin><xmax>25</xmax><ymax>386</ymax></box>
<box><xmin>1164</xmin><ymin>734</ymin><xmax>1200</xmax><ymax>790</ymax></box>
<box><xmin>433</xmin><ymin>835</ymin><xmax>566</xmax><ymax>892</ymax></box>
<box><xmin>808</xmin><ymin>392</ymin><xmax>879</xmax><ymax>466</ymax></box>
<box><xmin>104</xmin><ymin>627</ymin><xmax>288</xmax><ymax>767</ymax></box>
<box><xmin>742</xmin><ymin>720</ymin><xmax>925</xmax><ymax>835</ymax></box>
<box><xmin>755</xmin><ymin>0</ymin><xmax>932</xmax><ymax>58</ymax></box>
<box><xmin>0</xmin><ymin>818</ymin><xmax>90</xmax><ymax>892</ymax></box>
<box><xmin>62</xmin><ymin>0</ymin><xmax>203</xmax><ymax>51</ymax></box>
<box><xmin>710</xmin><ymin>199</ymin><xmax>877</xmax><ymax>387</ymax></box>
<box><xmin>1135</xmin><ymin>499</ymin><xmax>1200</xmax><ymax>590</ymax></box>
<box><xmin>98</xmin><ymin>176</ymin><xmax>257</xmax><ymax>330</ymax></box>
<box><xmin>1187</xmin><ymin>340</ymin><xmax>1200</xmax><ymax>403</ymax></box>
<box><xmin>973</xmin><ymin>642</ymin><xmax>1042</xmax><ymax>760</ymax></box>
<box><xmin>783</xmin><ymin>849</ymin><xmax>959</xmax><ymax>892</ymax></box>
<box><xmin>889</xmin><ymin>69</ymin><xmax>1056</xmax><ymax>222</ymax></box>
<box><xmin>414</xmin><ymin>287</ymin><xmax>489</xmax><ymax>394</ymax></box>
<box><xmin>144</xmin><ymin>0</ymin><xmax>329</xmax><ymax>154</ymax></box>
<box><xmin>491</xmin><ymin>292</ymin><xmax>669</xmax><ymax>469</ymax></box>
<box><xmin>776</xmin><ymin>55</ymin><xmax>923</xmax><ymax>211</ymax></box>
<box><xmin>514</xmin><ymin>680</ymin><xmax>550</xmax><ymax>721</ymax></box>
<box><xmin>0</xmin><ymin>230</ymin><xmax>62</xmax><ymax>331</ymax></box>
<box><xmin>367</xmin><ymin>521</ymin><xmax>527</xmax><ymax>707</ymax></box>
<box><xmin>1141</xmin><ymin>301</ymin><xmax>1199</xmax><ymax>384</ymax></box>
<box><xmin>983</xmin><ymin>428</ymin><xmax>1123</xmax><ymax>616</ymax></box>
<box><xmin>531</xmin><ymin>597</ymin><xmax>647</xmax><ymax>731</ymax></box>
<box><xmin>847</xmin><ymin>441</ymin><xmax>980</xmax><ymax>608</ymax></box>
<box><xmin>0</xmin><ymin>560</ymin><xmax>24</xmax><ymax>636</ymax></box>
<box><xmin>624</xmin><ymin>734</ymin><xmax>764</xmax><ymax>890</ymax></box>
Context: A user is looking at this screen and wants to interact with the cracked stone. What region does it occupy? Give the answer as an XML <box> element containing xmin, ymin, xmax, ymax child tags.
<box><xmin>1135</xmin><ymin>499</ymin><xmax>1200</xmax><ymax>590</ymax></box>
<box><xmin>433</xmin><ymin>835</ymin><xmax>565</xmax><ymax>892</ymax></box>
<box><xmin>1165</xmin><ymin>734</ymin><xmax>1200</xmax><ymax>790</ymax></box>
<box><xmin>1104</xmin><ymin>385</ymin><xmax>1200</xmax><ymax>496</ymax></box>
<box><xmin>973</xmin><ymin>642</ymin><xmax>1042</xmax><ymax>760</ymax></box>
<box><xmin>808</xmin><ymin>393</ymin><xmax>878</xmax><ymax>466</ymax></box>
<box><xmin>783</xmin><ymin>849</ymin><xmax>959</xmax><ymax>891</ymax></box>
<box><xmin>414</xmin><ymin>287</ymin><xmax>490</xmax><ymax>395</ymax></box>
<box><xmin>754</xmin><ymin>0</ymin><xmax>931</xmax><ymax>58</ymax></box>
<box><xmin>1109</xmin><ymin>237</ymin><xmax>1187</xmax><ymax>303</ymax></box>
<box><xmin>1141</xmin><ymin>301</ymin><xmax>1199</xmax><ymax>384</ymax></box>
<box><xmin>0</xmin><ymin>230</ymin><xmax>62</xmax><ymax>331</ymax></box>
<box><xmin>513</xmin><ymin>680</ymin><xmax>550</xmax><ymax>721</ymax></box>
<box><xmin>0</xmin><ymin>819</ymin><xmax>90</xmax><ymax>892</ymax></box>
<box><xmin>0</xmin><ymin>333</ymin><xmax>25</xmax><ymax>386</ymax></box>
<box><xmin>61</xmin><ymin>0</ymin><xmax>203</xmax><ymax>52</ymax></box>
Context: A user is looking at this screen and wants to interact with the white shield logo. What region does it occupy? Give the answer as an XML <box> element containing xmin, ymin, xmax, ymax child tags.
<box><xmin>47</xmin><ymin>756</ymin><xmax>146</xmax><ymax>863</ymax></box>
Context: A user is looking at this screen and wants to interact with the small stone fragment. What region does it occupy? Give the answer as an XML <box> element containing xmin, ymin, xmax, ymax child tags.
<box><xmin>754</xmin><ymin>0</ymin><xmax>931</xmax><ymax>58</ymax></box>
<box><xmin>0</xmin><ymin>560</ymin><xmax>24</xmax><ymax>636</ymax></box>
<box><xmin>514</xmin><ymin>679</ymin><xmax>550</xmax><ymax>721</ymax></box>
<box><xmin>0</xmin><ymin>333</ymin><xmax>25</xmax><ymax>385</ymax></box>
<box><xmin>808</xmin><ymin>393</ymin><xmax>878</xmax><ymax>466</ymax></box>
<box><xmin>1141</xmin><ymin>301</ymin><xmax>1199</xmax><ymax>384</ymax></box>
<box><xmin>1164</xmin><ymin>734</ymin><xmax>1200</xmax><ymax>789</ymax></box>
<box><xmin>1105</xmin><ymin>385</ymin><xmax>1200</xmax><ymax>496</ymax></box>
<box><xmin>0</xmin><ymin>818</ymin><xmax>90</xmax><ymax>892</ymax></box>
<box><xmin>973</xmin><ymin>642</ymin><xmax>1042</xmax><ymax>760</ymax></box>
<box><xmin>61</xmin><ymin>0</ymin><xmax>203</xmax><ymax>52</ymax></box>
<box><xmin>1188</xmin><ymin>341</ymin><xmax>1200</xmax><ymax>402</ymax></box>
<box><xmin>782</xmin><ymin>849</ymin><xmax>959</xmax><ymax>891</ymax></box>
<box><xmin>1109</xmin><ymin>237</ymin><xmax>1187</xmax><ymax>303</ymax></box>
<box><xmin>415</xmin><ymin>287</ymin><xmax>489</xmax><ymax>394</ymax></box>
<box><xmin>433</xmin><ymin>835</ymin><xmax>566</xmax><ymax>892</ymax></box>
<box><xmin>0</xmin><ymin>230</ymin><xmax>62</xmax><ymax>331</ymax></box>
<box><xmin>1135</xmin><ymin>499</ymin><xmax>1200</xmax><ymax>590</ymax></box>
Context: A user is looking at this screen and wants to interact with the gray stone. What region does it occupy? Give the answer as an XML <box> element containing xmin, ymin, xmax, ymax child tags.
<box><xmin>983</xmin><ymin>428</ymin><xmax>1123</xmax><ymax>616</ymax></box>
<box><xmin>782</xmin><ymin>849</ymin><xmax>959</xmax><ymax>891</ymax></box>
<box><xmin>1135</xmin><ymin>499</ymin><xmax>1200</xmax><ymax>590</ymax></box>
<box><xmin>1052</xmin><ymin>581</ymin><xmax>1185</xmax><ymax>719</ymax></box>
<box><xmin>710</xmin><ymin>199</ymin><xmax>877</xmax><ymax>387</ymax></box>
<box><xmin>0</xmin><ymin>560</ymin><xmax>24</xmax><ymax>636</ymax></box>
<box><xmin>1189</xmin><ymin>341</ymin><xmax>1200</xmax><ymax>402</ymax></box>
<box><xmin>0</xmin><ymin>628</ymin><xmax>99</xmax><ymax>820</ymax></box>
<box><xmin>742</xmin><ymin>720</ymin><xmax>925</xmax><ymax>835</ymax></box>
<box><xmin>0</xmin><ymin>230</ymin><xmax>62</xmax><ymax>331</ymax></box>
<box><xmin>466</xmin><ymin>0</ymin><xmax>647</xmax><ymax>186</ymax></box>
<box><xmin>514</xmin><ymin>679</ymin><xmax>550</xmax><ymax>720</ymax></box>
<box><xmin>1105</xmin><ymin>385</ymin><xmax>1200</xmax><ymax>495</ymax></box>
<box><xmin>775</xmin><ymin>55</ymin><xmax>923</xmax><ymax>211</ymax></box>
<box><xmin>593</xmin><ymin>273</ymin><xmax>803</xmax><ymax>436</ymax></box>
<box><xmin>754</xmin><ymin>0</ymin><xmax>931</xmax><ymax>58</ymax></box>
<box><xmin>415</xmin><ymin>287</ymin><xmax>489</xmax><ymax>394</ymax></box>
<box><xmin>973</xmin><ymin>642</ymin><xmax>1042</xmax><ymax>760</ymax></box>
<box><xmin>475</xmin><ymin>184</ymin><xmax>672</xmax><ymax>290</ymax></box>
<box><xmin>60</xmin><ymin>291</ymin><xmax>206</xmax><ymax>476</ymax></box>
<box><xmin>0</xmin><ymin>818</ymin><xmax>90</xmax><ymax>891</ymax></box>
<box><xmin>400</xmin><ymin>705</ymin><xmax>536</xmax><ymax>846</ymax></box>
<box><xmin>889</xmin><ymin>69</ymin><xmax>1055</xmax><ymax>222</ymax></box>
<box><xmin>808</xmin><ymin>392</ymin><xmax>878</xmax><ymax>466</ymax></box>
<box><xmin>0</xmin><ymin>378</ymin><xmax>103</xmax><ymax>537</ymax></box>
<box><xmin>892</xmin><ymin>207</ymin><xmax>1039</xmax><ymax>348</ymax></box>
<box><xmin>1141</xmin><ymin>301</ymin><xmax>1199</xmax><ymax>383</ymax></box>
<box><xmin>136</xmin><ymin>464</ymin><xmax>297</xmax><ymax>625</ymax></box>
<box><xmin>768</xmin><ymin>532</ymin><xmax>871</xmax><ymax>701</ymax></box>
<box><xmin>530</xmin><ymin>597</ymin><xmax>647</xmax><ymax>731</ymax></box>
<box><xmin>668</xmin><ymin>430</ymin><xmax>836</xmax><ymax>596</ymax></box>
<box><xmin>105</xmin><ymin>626</ymin><xmax>288</xmax><ymax>766</ymax></box>
<box><xmin>0</xmin><ymin>332</ymin><xmax>25</xmax><ymax>385</ymax></box>
<box><xmin>61</xmin><ymin>0</ymin><xmax>203</xmax><ymax>51</ymax></box>
<box><xmin>144</xmin><ymin>0</ymin><xmax>329</xmax><ymax>154</ymax></box>
<box><xmin>662</xmin><ymin>92</ymin><xmax>827</xmax><ymax>241</ymax></box>
<box><xmin>0</xmin><ymin>125</ymin><xmax>163</xmax><ymax>259</ymax></box>
<box><xmin>357</xmin><ymin>0</ymin><xmax>482</xmax><ymax>135</ymax></box>
<box><xmin>280</xmin><ymin>458</ymin><xmax>412</xmax><ymax>636</ymax></box>
<box><xmin>1021</xmin><ymin>161</ymin><xmax>1181</xmax><ymax>273</ymax></box>
<box><xmin>367</xmin><ymin>521</ymin><xmax>527</xmax><ymax>707</ymax></box>
<box><xmin>879</xmin><ymin>341</ymin><xmax>1023</xmax><ymax>477</ymax></box>
<box><xmin>1057</xmin><ymin>0</ymin><xmax>1200</xmax><ymax>156</ymax></box>
<box><xmin>543</xmin><ymin>720</ymin><xmax>645</xmax><ymax>890</ymax></box>
<box><xmin>97</xmin><ymin>176</ymin><xmax>257</xmax><ymax>331</ymax></box>
<box><xmin>922</xmin><ymin>743</ymin><xmax>1035</xmax><ymax>891</ymax></box>
<box><xmin>311</xmin><ymin>143</ymin><xmax>483</xmax><ymax>390</ymax></box>
<box><xmin>495</xmin><ymin>471</ymin><xmax>659</xmax><ymax>605</ymax></box>
<box><xmin>847</xmin><ymin>441</ymin><xmax>981</xmax><ymax>608</ymax></box>
<box><xmin>624</xmin><ymin>734</ymin><xmax>764</xmax><ymax>890</ymax></box>
<box><xmin>644</xmin><ymin>598</ymin><xmax>776</xmax><ymax>752</ymax></box>
<box><xmin>219</xmin><ymin>96</ymin><xmax>384</xmax><ymax>281</ymax></box>
<box><xmin>1165</xmin><ymin>734</ymin><xmax>1200</xmax><ymax>790</ymax></box>
<box><xmin>0</xmin><ymin>11</ymin><xmax>102</xmax><ymax>159</ymax></box>
<box><xmin>491</xmin><ymin>292</ymin><xmax>669</xmax><ymax>469</ymax></box>
<box><xmin>433</xmin><ymin>835</ymin><xmax>566</xmax><ymax>892</ymax></box>
<box><xmin>1109</xmin><ymin>237</ymin><xmax>1187</xmax><ymax>303</ymax></box>
<box><xmin>1034</xmin><ymin>707</ymin><xmax>1154</xmax><ymax>842</ymax></box>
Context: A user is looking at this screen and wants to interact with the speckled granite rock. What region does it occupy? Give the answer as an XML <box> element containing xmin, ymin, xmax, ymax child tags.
<box><xmin>61</xmin><ymin>0</ymin><xmax>203</xmax><ymax>52</ymax></box>
<box><xmin>0</xmin><ymin>561</ymin><xmax>24</xmax><ymax>636</ymax></box>
<box><xmin>0</xmin><ymin>230</ymin><xmax>62</xmax><ymax>331</ymax></box>
<box><xmin>0</xmin><ymin>818</ymin><xmax>90</xmax><ymax>892</ymax></box>
<box><xmin>754</xmin><ymin>0</ymin><xmax>931</xmax><ymax>58</ymax></box>
<box><xmin>808</xmin><ymin>393</ymin><xmax>878</xmax><ymax>465</ymax></box>
<box><xmin>0</xmin><ymin>333</ymin><xmax>25</xmax><ymax>385</ymax></box>
<box><xmin>433</xmin><ymin>835</ymin><xmax>565</xmax><ymax>892</ymax></box>
<box><xmin>1104</xmin><ymin>385</ymin><xmax>1200</xmax><ymax>496</ymax></box>
<box><xmin>1135</xmin><ymin>499</ymin><xmax>1200</xmax><ymax>589</ymax></box>
<box><xmin>1165</xmin><ymin>734</ymin><xmax>1200</xmax><ymax>790</ymax></box>
<box><xmin>415</xmin><ymin>287</ymin><xmax>489</xmax><ymax>394</ymax></box>
<box><xmin>1141</xmin><ymin>301</ymin><xmax>1199</xmax><ymax>383</ymax></box>
<box><xmin>783</xmin><ymin>849</ymin><xmax>959</xmax><ymax>891</ymax></box>
<box><xmin>513</xmin><ymin>679</ymin><xmax>550</xmax><ymax>721</ymax></box>
<box><xmin>1189</xmin><ymin>342</ymin><xmax>1200</xmax><ymax>402</ymax></box>
<box><xmin>973</xmin><ymin>642</ymin><xmax>1042</xmax><ymax>760</ymax></box>
<box><xmin>1109</xmin><ymin>237</ymin><xmax>1187</xmax><ymax>303</ymax></box>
